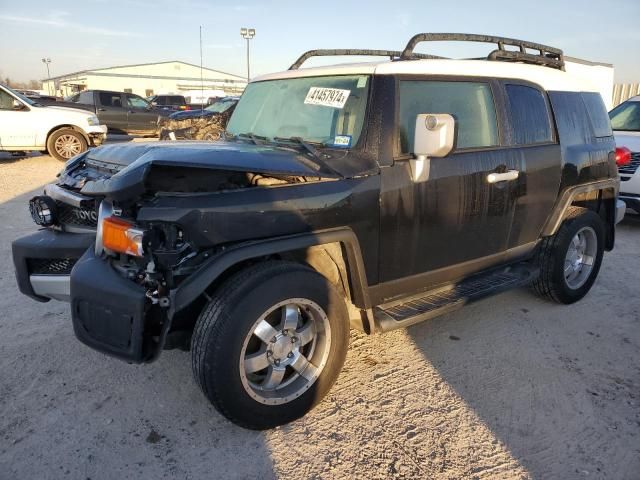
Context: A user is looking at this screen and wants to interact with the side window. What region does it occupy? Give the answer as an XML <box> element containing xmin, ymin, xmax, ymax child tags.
<box><xmin>68</xmin><ymin>94</ymin><xmax>80</xmax><ymax>103</ymax></box>
<box><xmin>0</xmin><ymin>90</ymin><xmax>15</xmax><ymax>110</ymax></box>
<box><xmin>99</xmin><ymin>92</ymin><xmax>123</xmax><ymax>108</ymax></box>
<box><xmin>77</xmin><ymin>92</ymin><xmax>94</xmax><ymax>105</ymax></box>
<box><xmin>581</xmin><ymin>93</ymin><xmax>613</xmax><ymax>137</ymax></box>
<box><xmin>505</xmin><ymin>84</ymin><xmax>552</xmax><ymax>145</ymax></box>
<box><xmin>399</xmin><ymin>80</ymin><xmax>498</xmax><ymax>152</ymax></box>
<box><xmin>126</xmin><ymin>94</ymin><xmax>149</xmax><ymax>109</ymax></box>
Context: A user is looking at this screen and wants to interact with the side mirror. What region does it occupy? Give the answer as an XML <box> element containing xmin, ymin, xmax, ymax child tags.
<box><xmin>410</xmin><ymin>113</ymin><xmax>456</xmax><ymax>182</ymax></box>
<box><xmin>150</xmin><ymin>101</ymin><xmax>158</xmax><ymax>106</ymax></box>
<box><xmin>13</xmin><ymin>99</ymin><xmax>25</xmax><ymax>110</ymax></box>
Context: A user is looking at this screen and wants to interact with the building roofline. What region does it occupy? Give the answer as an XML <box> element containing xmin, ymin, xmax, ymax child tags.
<box><xmin>44</xmin><ymin>60</ymin><xmax>246</xmax><ymax>81</ymax></box>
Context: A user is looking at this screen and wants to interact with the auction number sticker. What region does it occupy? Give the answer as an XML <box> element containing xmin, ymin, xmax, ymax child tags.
<box><xmin>333</xmin><ymin>135</ymin><xmax>352</xmax><ymax>147</ymax></box>
<box><xmin>304</xmin><ymin>87</ymin><xmax>351</xmax><ymax>108</ymax></box>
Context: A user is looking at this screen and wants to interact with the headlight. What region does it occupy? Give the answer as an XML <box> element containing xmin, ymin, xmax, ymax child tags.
<box><xmin>101</xmin><ymin>217</ymin><xmax>145</xmax><ymax>257</ymax></box>
<box><xmin>95</xmin><ymin>201</ymin><xmax>145</xmax><ymax>257</ymax></box>
<box><xmin>87</xmin><ymin>115</ymin><xmax>100</xmax><ymax>126</ymax></box>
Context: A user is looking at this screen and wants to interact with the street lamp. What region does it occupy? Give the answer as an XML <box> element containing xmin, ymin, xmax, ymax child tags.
<box><xmin>41</xmin><ymin>58</ymin><xmax>52</xmax><ymax>95</ymax></box>
<box><xmin>240</xmin><ymin>27</ymin><xmax>255</xmax><ymax>83</ymax></box>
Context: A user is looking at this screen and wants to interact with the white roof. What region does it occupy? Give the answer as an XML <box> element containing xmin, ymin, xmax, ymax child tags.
<box><xmin>254</xmin><ymin>59</ymin><xmax>600</xmax><ymax>93</ymax></box>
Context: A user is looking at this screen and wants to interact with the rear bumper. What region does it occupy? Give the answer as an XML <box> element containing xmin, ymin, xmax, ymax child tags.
<box><xmin>616</xmin><ymin>198</ymin><xmax>627</xmax><ymax>223</ymax></box>
<box><xmin>12</xmin><ymin>229</ymin><xmax>95</xmax><ymax>302</ymax></box>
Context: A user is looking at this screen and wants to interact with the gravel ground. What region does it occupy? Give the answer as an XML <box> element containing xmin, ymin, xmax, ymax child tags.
<box><xmin>0</xmin><ymin>151</ymin><xmax>638</xmax><ymax>479</ymax></box>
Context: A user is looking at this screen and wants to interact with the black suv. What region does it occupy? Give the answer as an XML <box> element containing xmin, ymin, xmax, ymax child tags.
<box><xmin>12</xmin><ymin>34</ymin><xmax>624</xmax><ymax>430</ymax></box>
<box><xmin>147</xmin><ymin>94</ymin><xmax>190</xmax><ymax>111</ymax></box>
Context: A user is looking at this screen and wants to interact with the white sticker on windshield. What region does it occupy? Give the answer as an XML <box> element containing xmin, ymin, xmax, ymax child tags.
<box><xmin>304</xmin><ymin>87</ymin><xmax>350</xmax><ymax>109</ymax></box>
<box><xmin>356</xmin><ymin>77</ymin><xmax>367</xmax><ymax>88</ymax></box>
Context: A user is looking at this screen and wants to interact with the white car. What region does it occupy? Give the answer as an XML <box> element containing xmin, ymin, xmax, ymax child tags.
<box><xmin>0</xmin><ymin>84</ymin><xmax>107</xmax><ymax>161</ymax></box>
<box><xmin>611</xmin><ymin>95</ymin><xmax>640</xmax><ymax>213</ymax></box>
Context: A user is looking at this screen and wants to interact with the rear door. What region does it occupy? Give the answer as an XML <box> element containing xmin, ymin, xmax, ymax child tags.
<box><xmin>499</xmin><ymin>82</ymin><xmax>562</xmax><ymax>248</ymax></box>
<box><xmin>377</xmin><ymin>78</ymin><xmax>523</xmax><ymax>294</ymax></box>
<box><xmin>125</xmin><ymin>94</ymin><xmax>158</xmax><ymax>133</ymax></box>
<box><xmin>95</xmin><ymin>92</ymin><xmax>128</xmax><ymax>131</ymax></box>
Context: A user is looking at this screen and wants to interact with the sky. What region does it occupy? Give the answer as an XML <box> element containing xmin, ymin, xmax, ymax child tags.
<box><xmin>1</xmin><ymin>0</ymin><xmax>639</xmax><ymax>84</ymax></box>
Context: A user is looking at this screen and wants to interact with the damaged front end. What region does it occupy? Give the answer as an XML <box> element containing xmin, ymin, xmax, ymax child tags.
<box><xmin>61</xmin><ymin>141</ymin><xmax>358</xmax><ymax>362</ymax></box>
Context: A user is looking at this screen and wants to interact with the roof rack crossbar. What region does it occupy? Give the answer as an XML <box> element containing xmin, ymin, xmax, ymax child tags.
<box><xmin>401</xmin><ymin>33</ymin><xmax>565</xmax><ymax>70</ymax></box>
<box><xmin>289</xmin><ymin>49</ymin><xmax>444</xmax><ymax>70</ymax></box>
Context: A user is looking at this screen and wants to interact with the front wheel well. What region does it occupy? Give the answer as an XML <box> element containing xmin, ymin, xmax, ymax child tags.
<box><xmin>45</xmin><ymin>125</ymin><xmax>89</xmax><ymax>149</ymax></box>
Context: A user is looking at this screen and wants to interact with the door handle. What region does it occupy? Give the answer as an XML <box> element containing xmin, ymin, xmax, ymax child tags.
<box><xmin>487</xmin><ymin>170</ymin><xmax>519</xmax><ymax>183</ymax></box>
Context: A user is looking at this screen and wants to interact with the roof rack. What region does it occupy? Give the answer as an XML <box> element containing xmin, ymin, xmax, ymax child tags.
<box><xmin>289</xmin><ymin>49</ymin><xmax>444</xmax><ymax>70</ymax></box>
<box><xmin>401</xmin><ymin>33</ymin><xmax>565</xmax><ymax>70</ymax></box>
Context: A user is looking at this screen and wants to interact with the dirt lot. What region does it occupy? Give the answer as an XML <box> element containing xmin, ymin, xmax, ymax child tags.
<box><xmin>1</xmin><ymin>152</ymin><xmax>638</xmax><ymax>480</ymax></box>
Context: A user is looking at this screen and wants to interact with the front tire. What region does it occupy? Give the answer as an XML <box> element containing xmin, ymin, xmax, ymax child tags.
<box><xmin>532</xmin><ymin>207</ymin><xmax>605</xmax><ymax>304</ymax></box>
<box><xmin>46</xmin><ymin>129</ymin><xmax>87</xmax><ymax>161</ymax></box>
<box><xmin>191</xmin><ymin>261</ymin><xmax>350</xmax><ymax>429</ymax></box>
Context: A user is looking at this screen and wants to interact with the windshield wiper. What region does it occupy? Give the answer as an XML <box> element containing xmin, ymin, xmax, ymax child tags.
<box><xmin>236</xmin><ymin>132</ymin><xmax>268</xmax><ymax>145</ymax></box>
<box><xmin>273</xmin><ymin>136</ymin><xmax>341</xmax><ymax>177</ymax></box>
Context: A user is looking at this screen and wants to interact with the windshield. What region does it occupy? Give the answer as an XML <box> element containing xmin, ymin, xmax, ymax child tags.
<box><xmin>226</xmin><ymin>75</ymin><xmax>370</xmax><ymax>148</ymax></box>
<box><xmin>205</xmin><ymin>98</ymin><xmax>237</xmax><ymax>113</ymax></box>
<box><xmin>609</xmin><ymin>101</ymin><xmax>640</xmax><ymax>131</ymax></box>
<box><xmin>2</xmin><ymin>84</ymin><xmax>38</xmax><ymax>107</ymax></box>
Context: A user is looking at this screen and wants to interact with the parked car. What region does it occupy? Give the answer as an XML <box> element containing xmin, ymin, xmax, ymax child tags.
<box><xmin>147</xmin><ymin>94</ymin><xmax>190</xmax><ymax>111</ymax></box>
<box><xmin>63</xmin><ymin>90</ymin><xmax>171</xmax><ymax>135</ymax></box>
<box><xmin>609</xmin><ymin>95</ymin><xmax>640</xmax><ymax>213</ymax></box>
<box><xmin>0</xmin><ymin>84</ymin><xmax>107</xmax><ymax>161</ymax></box>
<box><xmin>158</xmin><ymin>96</ymin><xmax>239</xmax><ymax>140</ymax></box>
<box><xmin>12</xmin><ymin>33</ymin><xmax>625</xmax><ymax>430</ymax></box>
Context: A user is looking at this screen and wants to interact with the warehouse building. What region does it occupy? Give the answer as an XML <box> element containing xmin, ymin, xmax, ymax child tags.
<box><xmin>42</xmin><ymin>60</ymin><xmax>247</xmax><ymax>99</ymax></box>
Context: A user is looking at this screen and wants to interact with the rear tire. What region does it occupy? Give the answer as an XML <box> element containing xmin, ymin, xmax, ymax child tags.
<box><xmin>532</xmin><ymin>207</ymin><xmax>605</xmax><ymax>304</ymax></box>
<box><xmin>46</xmin><ymin>129</ymin><xmax>87</xmax><ymax>161</ymax></box>
<box><xmin>191</xmin><ymin>261</ymin><xmax>350</xmax><ymax>430</ymax></box>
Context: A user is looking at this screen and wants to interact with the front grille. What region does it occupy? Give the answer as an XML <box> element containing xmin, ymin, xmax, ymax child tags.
<box><xmin>56</xmin><ymin>201</ymin><xmax>98</xmax><ymax>228</ymax></box>
<box><xmin>28</xmin><ymin>258</ymin><xmax>78</xmax><ymax>275</ymax></box>
<box><xmin>618</xmin><ymin>152</ymin><xmax>640</xmax><ymax>175</ymax></box>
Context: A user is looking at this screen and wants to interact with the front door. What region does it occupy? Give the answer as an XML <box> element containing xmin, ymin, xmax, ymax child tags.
<box><xmin>0</xmin><ymin>89</ymin><xmax>36</xmax><ymax>148</ymax></box>
<box><xmin>376</xmin><ymin>78</ymin><xmax>523</xmax><ymax>300</ymax></box>
<box><xmin>125</xmin><ymin>94</ymin><xmax>158</xmax><ymax>134</ymax></box>
<box><xmin>96</xmin><ymin>92</ymin><xmax>128</xmax><ymax>132</ymax></box>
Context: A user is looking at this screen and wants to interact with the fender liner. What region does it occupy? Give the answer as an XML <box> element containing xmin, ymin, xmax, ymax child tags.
<box><xmin>169</xmin><ymin>227</ymin><xmax>372</xmax><ymax>317</ymax></box>
<box><xmin>541</xmin><ymin>178</ymin><xmax>619</xmax><ymax>237</ymax></box>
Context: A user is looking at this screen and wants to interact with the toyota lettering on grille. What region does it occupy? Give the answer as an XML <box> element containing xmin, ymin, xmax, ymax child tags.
<box><xmin>73</xmin><ymin>209</ymin><xmax>98</xmax><ymax>222</ymax></box>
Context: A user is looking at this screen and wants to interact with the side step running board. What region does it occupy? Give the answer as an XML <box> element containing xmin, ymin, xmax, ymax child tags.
<box><xmin>374</xmin><ymin>264</ymin><xmax>538</xmax><ymax>332</ymax></box>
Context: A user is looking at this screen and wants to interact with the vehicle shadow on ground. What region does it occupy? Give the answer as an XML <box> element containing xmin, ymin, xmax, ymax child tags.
<box><xmin>0</xmin><ymin>186</ymin><xmax>279</xmax><ymax>479</ymax></box>
<box><xmin>404</xmin><ymin>256</ymin><xmax>639</xmax><ymax>479</ymax></box>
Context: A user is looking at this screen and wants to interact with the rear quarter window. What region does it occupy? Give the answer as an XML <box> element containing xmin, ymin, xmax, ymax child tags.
<box><xmin>581</xmin><ymin>92</ymin><xmax>613</xmax><ymax>137</ymax></box>
<box><xmin>505</xmin><ymin>84</ymin><xmax>553</xmax><ymax>145</ymax></box>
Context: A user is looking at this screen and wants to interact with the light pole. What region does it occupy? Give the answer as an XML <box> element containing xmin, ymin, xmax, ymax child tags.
<box><xmin>240</xmin><ymin>27</ymin><xmax>255</xmax><ymax>83</ymax></box>
<box><xmin>41</xmin><ymin>58</ymin><xmax>52</xmax><ymax>95</ymax></box>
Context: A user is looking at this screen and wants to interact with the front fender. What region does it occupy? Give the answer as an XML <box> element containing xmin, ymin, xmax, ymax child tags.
<box><xmin>169</xmin><ymin>227</ymin><xmax>371</xmax><ymax>315</ymax></box>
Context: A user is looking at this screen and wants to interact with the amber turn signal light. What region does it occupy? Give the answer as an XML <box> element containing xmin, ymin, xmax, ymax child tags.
<box><xmin>101</xmin><ymin>216</ymin><xmax>145</xmax><ymax>256</ymax></box>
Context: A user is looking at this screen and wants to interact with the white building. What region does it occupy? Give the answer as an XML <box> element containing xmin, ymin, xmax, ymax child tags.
<box><xmin>42</xmin><ymin>60</ymin><xmax>247</xmax><ymax>99</ymax></box>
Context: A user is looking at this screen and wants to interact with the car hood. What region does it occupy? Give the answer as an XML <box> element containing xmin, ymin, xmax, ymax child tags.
<box><xmin>168</xmin><ymin>109</ymin><xmax>215</xmax><ymax>120</ymax></box>
<box><xmin>44</xmin><ymin>105</ymin><xmax>93</xmax><ymax>117</ymax></box>
<box><xmin>73</xmin><ymin>140</ymin><xmax>377</xmax><ymax>201</ymax></box>
<box><xmin>614</xmin><ymin>130</ymin><xmax>640</xmax><ymax>152</ymax></box>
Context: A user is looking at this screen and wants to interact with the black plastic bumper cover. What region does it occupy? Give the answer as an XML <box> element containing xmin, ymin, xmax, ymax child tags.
<box><xmin>71</xmin><ymin>248</ymin><xmax>148</xmax><ymax>363</ymax></box>
<box><xmin>12</xmin><ymin>229</ymin><xmax>95</xmax><ymax>302</ymax></box>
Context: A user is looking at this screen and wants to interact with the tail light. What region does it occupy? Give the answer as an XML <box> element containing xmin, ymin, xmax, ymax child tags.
<box><xmin>615</xmin><ymin>147</ymin><xmax>632</xmax><ymax>167</ymax></box>
<box><xmin>180</xmin><ymin>105</ymin><xmax>191</xmax><ymax>110</ymax></box>
<box><xmin>101</xmin><ymin>216</ymin><xmax>145</xmax><ymax>256</ymax></box>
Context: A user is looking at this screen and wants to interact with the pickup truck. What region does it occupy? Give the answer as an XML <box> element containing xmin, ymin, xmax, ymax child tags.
<box><xmin>61</xmin><ymin>90</ymin><xmax>171</xmax><ymax>135</ymax></box>
<box><xmin>0</xmin><ymin>84</ymin><xmax>107</xmax><ymax>161</ymax></box>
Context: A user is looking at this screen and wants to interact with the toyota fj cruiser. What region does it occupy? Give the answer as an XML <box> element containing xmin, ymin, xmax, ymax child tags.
<box><xmin>13</xmin><ymin>34</ymin><xmax>626</xmax><ymax>430</ymax></box>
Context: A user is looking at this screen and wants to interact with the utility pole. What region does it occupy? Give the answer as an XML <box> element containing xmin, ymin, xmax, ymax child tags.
<box><xmin>41</xmin><ymin>58</ymin><xmax>51</xmax><ymax>95</ymax></box>
<box><xmin>200</xmin><ymin>26</ymin><xmax>204</xmax><ymax>111</ymax></box>
<box><xmin>240</xmin><ymin>28</ymin><xmax>256</xmax><ymax>83</ymax></box>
